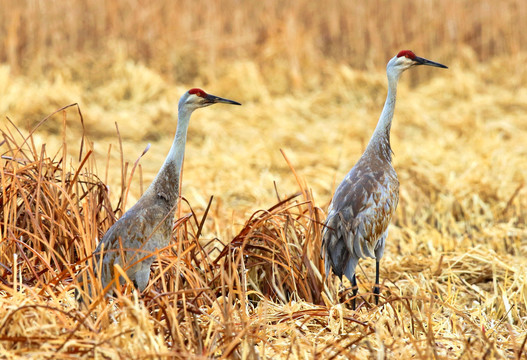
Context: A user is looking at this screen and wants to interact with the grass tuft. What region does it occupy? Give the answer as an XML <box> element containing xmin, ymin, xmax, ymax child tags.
<box><xmin>1</xmin><ymin>81</ymin><xmax>526</xmax><ymax>357</ymax></box>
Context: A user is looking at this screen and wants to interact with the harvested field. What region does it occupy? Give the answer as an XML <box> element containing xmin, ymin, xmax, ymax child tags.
<box><xmin>1</xmin><ymin>1</ymin><xmax>526</xmax><ymax>359</ymax></box>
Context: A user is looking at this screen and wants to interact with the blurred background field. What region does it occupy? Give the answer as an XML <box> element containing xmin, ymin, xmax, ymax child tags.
<box><xmin>1</xmin><ymin>0</ymin><xmax>526</xmax><ymax>358</ymax></box>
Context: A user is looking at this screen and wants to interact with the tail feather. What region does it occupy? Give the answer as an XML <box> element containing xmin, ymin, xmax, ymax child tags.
<box><xmin>323</xmin><ymin>214</ymin><xmax>359</xmax><ymax>283</ymax></box>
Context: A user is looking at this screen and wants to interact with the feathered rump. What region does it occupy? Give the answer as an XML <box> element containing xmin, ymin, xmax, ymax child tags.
<box><xmin>321</xmin><ymin>162</ymin><xmax>399</xmax><ymax>283</ymax></box>
<box><xmin>322</xmin><ymin>210</ymin><xmax>359</xmax><ymax>282</ymax></box>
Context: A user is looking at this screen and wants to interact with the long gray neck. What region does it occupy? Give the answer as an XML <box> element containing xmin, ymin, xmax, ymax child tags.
<box><xmin>144</xmin><ymin>106</ymin><xmax>192</xmax><ymax>206</ymax></box>
<box><xmin>364</xmin><ymin>70</ymin><xmax>400</xmax><ymax>162</ymax></box>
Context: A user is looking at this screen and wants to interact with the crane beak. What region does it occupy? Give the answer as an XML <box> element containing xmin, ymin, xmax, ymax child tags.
<box><xmin>414</xmin><ymin>56</ymin><xmax>448</xmax><ymax>69</ymax></box>
<box><xmin>205</xmin><ymin>94</ymin><xmax>242</xmax><ymax>106</ymax></box>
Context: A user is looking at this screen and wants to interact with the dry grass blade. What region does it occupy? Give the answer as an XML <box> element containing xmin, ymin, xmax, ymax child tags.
<box><xmin>215</xmin><ymin>153</ymin><xmax>326</xmax><ymax>305</ymax></box>
<box><xmin>2</xmin><ymin>56</ymin><xmax>527</xmax><ymax>358</ymax></box>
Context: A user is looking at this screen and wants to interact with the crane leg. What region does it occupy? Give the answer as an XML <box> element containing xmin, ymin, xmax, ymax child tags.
<box><xmin>373</xmin><ymin>259</ymin><xmax>380</xmax><ymax>305</ymax></box>
<box><xmin>351</xmin><ymin>274</ymin><xmax>358</xmax><ymax>310</ymax></box>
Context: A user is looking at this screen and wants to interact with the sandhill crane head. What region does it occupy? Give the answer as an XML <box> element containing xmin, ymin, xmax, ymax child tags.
<box><xmin>388</xmin><ymin>50</ymin><xmax>448</xmax><ymax>77</ymax></box>
<box><xmin>179</xmin><ymin>88</ymin><xmax>241</xmax><ymax>111</ymax></box>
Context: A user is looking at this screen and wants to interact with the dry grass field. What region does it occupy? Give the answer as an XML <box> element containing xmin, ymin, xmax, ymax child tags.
<box><xmin>1</xmin><ymin>1</ymin><xmax>527</xmax><ymax>359</ymax></box>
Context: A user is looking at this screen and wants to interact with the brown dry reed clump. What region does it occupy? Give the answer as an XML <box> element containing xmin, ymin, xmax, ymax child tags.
<box><xmin>1</xmin><ymin>105</ymin><xmax>526</xmax><ymax>359</ymax></box>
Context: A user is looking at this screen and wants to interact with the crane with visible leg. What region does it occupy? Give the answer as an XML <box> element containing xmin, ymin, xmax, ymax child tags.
<box><xmin>322</xmin><ymin>50</ymin><xmax>447</xmax><ymax>309</ymax></box>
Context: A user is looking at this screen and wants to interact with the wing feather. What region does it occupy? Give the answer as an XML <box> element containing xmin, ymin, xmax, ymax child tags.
<box><xmin>322</xmin><ymin>158</ymin><xmax>399</xmax><ymax>282</ymax></box>
<box><xmin>93</xmin><ymin>200</ymin><xmax>175</xmax><ymax>291</ymax></box>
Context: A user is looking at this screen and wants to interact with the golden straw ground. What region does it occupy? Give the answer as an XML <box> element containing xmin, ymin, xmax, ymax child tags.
<box><xmin>1</xmin><ymin>87</ymin><xmax>526</xmax><ymax>357</ymax></box>
<box><xmin>1</xmin><ymin>1</ymin><xmax>527</xmax><ymax>358</ymax></box>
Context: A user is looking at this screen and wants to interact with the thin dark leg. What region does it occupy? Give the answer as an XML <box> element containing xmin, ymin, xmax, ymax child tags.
<box><xmin>351</xmin><ymin>273</ymin><xmax>358</xmax><ymax>310</ymax></box>
<box><xmin>373</xmin><ymin>259</ymin><xmax>380</xmax><ymax>305</ymax></box>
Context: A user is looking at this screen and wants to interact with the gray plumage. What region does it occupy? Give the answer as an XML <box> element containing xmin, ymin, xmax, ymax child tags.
<box><xmin>322</xmin><ymin>50</ymin><xmax>447</xmax><ymax>307</ymax></box>
<box><xmin>79</xmin><ymin>88</ymin><xmax>240</xmax><ymax>301</ymax></box>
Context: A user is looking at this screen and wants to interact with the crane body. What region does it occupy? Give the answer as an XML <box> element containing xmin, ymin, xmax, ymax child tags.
<box><xmin>80</xmin><ymin>88</ymin><xmax>241</xmax><ymax>300</ymax></box>
<box><xmin>322</xmin><ymin>50</ymin><xmax>447</xmax><ymax>308</ymax></box>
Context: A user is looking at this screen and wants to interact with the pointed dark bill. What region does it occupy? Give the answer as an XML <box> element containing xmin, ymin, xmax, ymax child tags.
<box><xmin>205</xmin><ymin>94</ymin><xmax>241</xmax><ymax>105</ymax></box>
<box><xmin>414</xmin><ymin>56</ymin><xmax>448</xmax><ymax>69</ymax></box>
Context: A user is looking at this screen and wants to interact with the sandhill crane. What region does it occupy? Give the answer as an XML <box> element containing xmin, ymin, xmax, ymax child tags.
<box><xmin>80</xmin><ymin>88</ymin><xmax>241</xmax><ymax>301</ymax></box>
<box><xmin>322</xmin><ymin>50</ymin><xmax>447</xmax><ymax>309</ymax></box>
